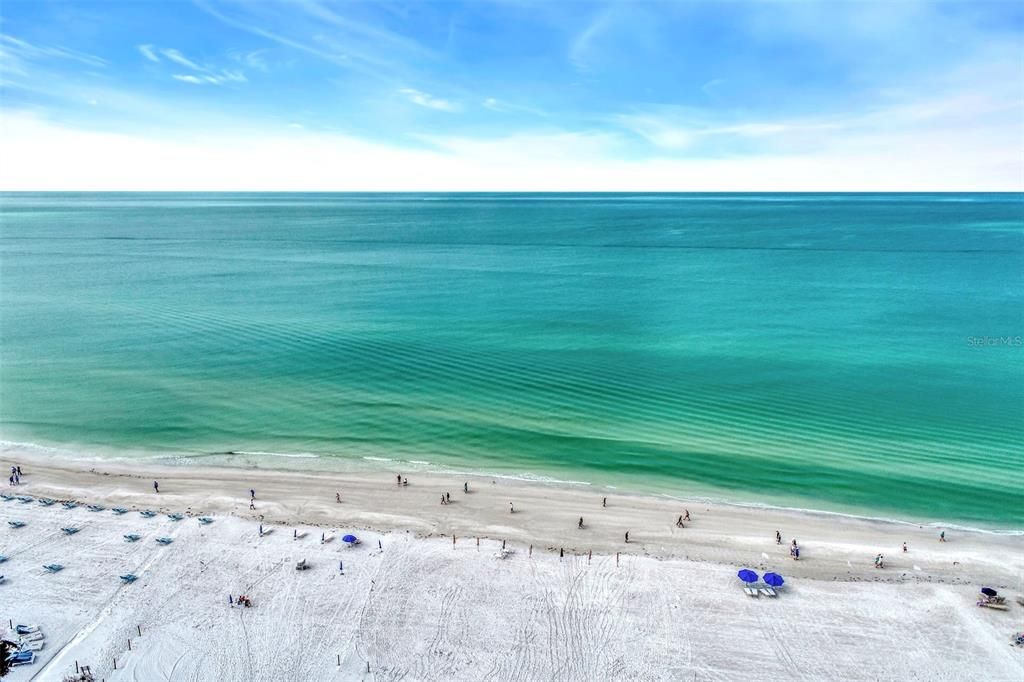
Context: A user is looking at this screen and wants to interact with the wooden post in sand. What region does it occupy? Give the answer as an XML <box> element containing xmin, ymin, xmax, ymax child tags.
<box><xmin>137</xmin><ymin>625</ymin><xmax>142</xmax><ymax>637</ymax></box>
<box><xmin>337</xmin><ymin>654</ymin><xmax>340</xmax><ymax>666</ymax></box>
<box><xmin>588</xmin><ymin>550</ymin><xmax>592</xmax><ymax>563</ymax></box>
<box><xmin>529</xmin><ymin>544</ymin><xmax>532</xmax><ymax>557</ymax></box>
<box><xmin>128</xmin><ymin>638</ymin><xmax>132</xmax><ymax>651</ymax></box>
<box><xmin>75</xmin><ymin>660</ymin><xmax>79</xmax><ymax>673</ymax></box>
<box><xmin>113</xmin><ymin>657</ymin><xmax>117</xmax><ymax>670</ymax></box>
<box><xmin>616</xmin><ymin>552</ymin><xmax>620</xmax><ymax>566</ymax></box>
<box><xmin>477</xmin><ymin>537</ymin><xmax>480</xmax><ymax>548</ymax></box>
<box><xmin>453</xmin><ymin>535</ymin><xmax>456</xmax><ymax>547</ymax></box>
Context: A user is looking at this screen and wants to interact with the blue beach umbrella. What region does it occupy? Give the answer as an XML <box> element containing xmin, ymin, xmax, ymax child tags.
<box><xmin>763</xmin><ymin>572</ymin><xmax>785</xmax><ymax>587</ymax></box>
<box><xmin>737</xmin><ymin>569</ymin><xmax>758</xmax><ymax>583</ymax></box>
<box><xmin>342</xmin><ymin>534</ymin><xmax>358</xmax><ymax>544</ymax></box>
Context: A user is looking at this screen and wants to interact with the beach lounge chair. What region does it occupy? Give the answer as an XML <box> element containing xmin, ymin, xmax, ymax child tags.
<box><xmin>43</xmin><ymin>564</ymin><xmax>64</xmax><ymax>573</ymax></box>
<box><xmin>744</xmin><ymin>587</ymin><xmax>759</xmax><ymax>597</ymax></box>
<box><xmin>87</xmin><ymin>504</ymin><xmax>105</xmax><ymax>512</ymax></box>
<box><xmin>295</xmin><ymin>559</ymin><xmax>309</xmax><ymax>571</ymax></box>
<box><xmin>0</xmin><ymin>575</ymin><xmax>5</xmax><ymax>584</ymax></box>
<box><xmin>15</xmin><ymin>624</ymin><xmax>39</xmax><ymax>634</ymax></box>
<box><xmin>123</xmin><ymin>534</ymin><xmax>141</xmax><ymax>542</ymax></box>
<box><xmin>140</xmin><ymin>510</ymin><xmax>157</xmax><ymax>518</ymax></box>
<box><xmin>61</xmin><ymin>527</ymin><xmax>80</xmax><ymax>535</ymax></box>
<box><xmin>18</xmin><ymin>640</ymin><xmax>44</xmax><ymax>652</ymax></box>
<box><xmin>18</xmin><ymin>631</ymin><xmax>44</xmax><ymax>642</ymax></box>
<box><xmin>38</xmin><ymin>499</ymin><xmax>55</xmax><ymax>506</ymax></box>
<box><xmin>8</xmin><ymin>651</ymin><xmax>36</xmax><ymax>666</ymax></box>
<box><xmin>8</xmin><ymin>520</ymin><xmax>26</xmax><ymax>528</ymax></box>
<box><xmin>760</xmin><ymin>587</ymin><xmax>778</xmax><ymax>598</ymax></box>
<box><xmin>155</xmin><ymin>537</ymin><xmax>173</xmax><ymax>545</ymax></box>
<box><xmin>112</xmin><ymin>507</ymin><xmax>129</xmax><ymax>514</ymax></box>
<box><xmin>0</xmin><ymin>554</ymin><xmax>8</xmax><ymax>563</ymax></box>
<box><xmin>120</xmin><ymin>573</ymin><xmax>138</xmax><ymax>583</ymax></box>
<box><xmin>18</xmin><ymin>496</ymin><xmax>33</xmax><ymax>503</ymax></box>
<box><xmin>62</xmin><ymin>502</ymin><xmax>78</xmax><ymax>509</ymax></box>
<box><xmin>198</xmin><ymin>517</ymin><xmax>213</xmax><ymax>525</ymax></box>
<box><xmin>0</xmin><ymin>494</ymin><xmax>14</xmax><ymax>501</ymax></box>
<box><xmin>167</xmin><ymin>513</ymin><xmax>184</xmax><ymax>521</ymax></box>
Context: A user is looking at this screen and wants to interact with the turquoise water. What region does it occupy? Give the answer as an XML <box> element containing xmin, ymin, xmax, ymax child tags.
<box><xmin>1</xmin><ymin>193</ymin><xmax>1021</xmax><ymax>527</ymax></box>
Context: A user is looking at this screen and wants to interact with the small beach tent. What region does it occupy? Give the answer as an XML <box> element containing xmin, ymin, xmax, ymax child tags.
<box><xmin>737</xmin><ymin>569</ymin><xmax>758</xmax><ymax>584</ymax></box>
<box><xmin>763</xmin><ymin>572</ymin><xmax>785</xmax><ymax>587</ymax></box>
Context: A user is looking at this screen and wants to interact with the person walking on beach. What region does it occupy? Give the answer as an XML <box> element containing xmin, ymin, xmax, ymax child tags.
<box><xmin>509</xmin><ymin>502</ymin><xmax>515</xmax><ymax>514</ymax></box>
<box><xmin>446</xmin><ymin>492</ymin><xmax>451</xmax><ymax>503</ymax></box>
<box><xmin>602</xmin><ymin>497</ymin><xmax>607</xmax><ymax>508</ymax></box>
<box><xmin>940</xmin><ymin>531</ymin><xmax>946</xmax><ymax>542</ymax></box>
<box><xmin>902</xmin><ymin>542</ymin><xmax>908</xmax><ymax>553</ymax></box>
<box><xmin>624</xmin><ymin>531</ymin><xmax>630</xmax><ymax>543</ymax></box>
<box><xmin>16</xmin><ymin>466</ymin><xmax>21</xmax><ymax>477</ymax></box>
<box><xmin>684</xmin><ymin>509</ymin><xmax>690</xmax><ymax>522</ymax></box>
<box><xmin>153</xmin><ymin>480</ymin><xmax>159</xmax><ymax>493</ymax></box>
<box><xmin>402</xmin><ymin>477</ymin><xmax>408</xmax><ymax>487</ymax></box>
<box><xmin>464</xmin><ymin>482</ymin><xmax>468</xmax><ymax>494</ymax></box>
<box><xmin>250</xmin><ymin>488</ymin><xmax>255</xmax><ymax>500</ymax></box>
<box><xmin>676</xmin><ymin>515</ymin><xmax>684</xmax><ymax>528</ymax></box>
<box><xmin>8</xmin><ymin>475</ymin><xmax>13</xmax><ymax>486</ymax></box>
<box><xmin>441</xmin><ymin>495</ymin><xmax>447</xmax><ymax>506</ymax></box>
<box><xmin>775</xmin><ymin>530</ymin><xmax>782</xmax><ymax>545</ymax></box>
<box><xmin>578</xmin><ymin>517</ymin><xmax>584</xmax><ymax>529</ymax></box>
<box><xmin>335</xmin><ymin>492</ymin><xmax>341</xmax><ymax>503</ymax></box>
<box><xmin>397</xmin><ymin>473</ymin><xmax>401</xmax><ymax>486</ymax></box>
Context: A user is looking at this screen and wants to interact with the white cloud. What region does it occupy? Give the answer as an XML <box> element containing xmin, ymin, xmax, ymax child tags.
<box><xmin>172</xmin><ymin>71</ymin><xmax>247</xmax><ymax>85</ymax></box>
<box><xmin>0</xmin><ymin>34</ymin><xmax>107</xmax><ymax>68</ymax></box>
<box><xmin>137</xmin><ymin>44</ymin><xmax>160</xmax><ymax>62</ymax></box>
<box><xmin>160</xmin><ymin>48</ymin><xmax>204</xmax><ymax>71</ymax></box>
<box><xmin>1</xmin><ymin>113</ymin><xmax>1019</xmax><ymax>191</ymax></box>
<box><xmin>399</xmin><ymin>88</ymin><xmax>458</xmax><ymax>112</ymax></box>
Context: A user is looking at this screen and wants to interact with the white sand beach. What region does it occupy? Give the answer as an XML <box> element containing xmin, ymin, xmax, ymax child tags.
<box><xmin>2</xmin><ymin>450</ymin><xmax>1022</xmax><ymax>681</ymax></box>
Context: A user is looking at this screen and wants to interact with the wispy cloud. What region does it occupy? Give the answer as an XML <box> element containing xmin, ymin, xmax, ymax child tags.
<box><xmin>0</xmin><ymin>34</ymin><xmax>107</xmax><ymax>68</ymax></box>
<box><xmin>172</xmin><ymin>71</ymin><xmax>247</xmax><ymax>86</ymax></box>
<box><xmin>482</xmin><ymin>98</ymin><xmax>547</xmax><ymax>117</ymax></box>
<box><xmin>399</xmin><ymin>87</ymin><xmax>458</xmax><ymax>112</ymax></box>
<box><xmin>137</xmin><ymin>44</ymin><xmax>160</xmax><ymax>63</ymax></box>
<box><xmin>160</xmin><ymin>48</ymin><xmax>204</xmax><ymax>71</ymax></box>
<box><xmin>138</xmin><ymin>45</ymin><xmax>247</xmax><ymax>85</ymax></box>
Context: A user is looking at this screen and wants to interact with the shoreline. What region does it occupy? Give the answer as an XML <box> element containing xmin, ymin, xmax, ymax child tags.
<box><xmin>3</xmin><ymin>444</ymin><xmax>1024</xmax><ymax>680</ymax></box>
<box><xmin>4</xmin><ymin>439</ymin><xmax>1022</xmax><ymax>536</ymax></box>
<box><xmin>3</xmin><ymin>445</ymin><xmax>1022</xmax><ymax>589</ymax></box>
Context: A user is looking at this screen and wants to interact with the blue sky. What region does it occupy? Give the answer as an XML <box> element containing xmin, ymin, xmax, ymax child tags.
<box><xmin>1</xmin><ymin>0</ymin><xmax>1022</xmax><ymax>190</ymax></box>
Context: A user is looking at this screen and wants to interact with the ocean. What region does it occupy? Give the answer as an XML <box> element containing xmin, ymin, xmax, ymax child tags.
<box><xmin>1</xmin><ymin>193</ymin><xmax>1021</xmax><ymax>528</ymax></box>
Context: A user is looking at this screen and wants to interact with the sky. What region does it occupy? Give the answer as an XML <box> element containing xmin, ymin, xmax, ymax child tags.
<box><xmin>0</xmin><ymin>0</ymin><xmax>1022</xmax><ymax>190</ymax></box>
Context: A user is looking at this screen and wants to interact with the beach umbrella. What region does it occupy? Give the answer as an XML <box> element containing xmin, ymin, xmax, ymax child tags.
<box><xmin>342</xmin><ymin>534</ymin><xmax>358</xmax><ymax>544</ymax></box>
<box><xmin>763</xmin><ymin>572</ymin><xmax>785</xmax><ymax>587</ymax></box>
<box><xmin>737</xmin><ymin>569</ymin><xmax>758</xmax><ymax>583</ymax></box>
<box><xmin>981</xmin><ymin>587</ymin><xmax>998</xmax><ymax>597</ymax></box>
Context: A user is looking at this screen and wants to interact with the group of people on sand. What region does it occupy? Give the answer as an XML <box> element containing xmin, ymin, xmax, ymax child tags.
<box><xmin>9</xmin><ymin>465</ymin><xmax>23</xmax><ymax>486</ymax></box>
